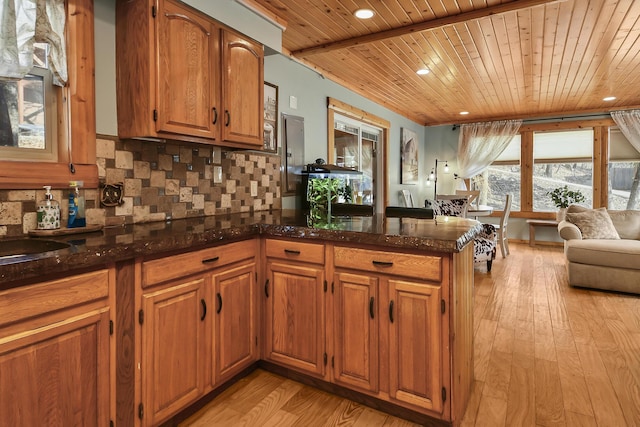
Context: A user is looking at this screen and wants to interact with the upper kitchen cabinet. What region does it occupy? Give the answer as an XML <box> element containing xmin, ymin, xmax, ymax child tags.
<box><xmin>116</xmin><ymin>0</ymin><xmax>264</xmax><ymax>149</ymax></box>
<box><xmin>221</xmin><ymin>30</ymin><xmax>264</xmax><ymax>147</ymax></box>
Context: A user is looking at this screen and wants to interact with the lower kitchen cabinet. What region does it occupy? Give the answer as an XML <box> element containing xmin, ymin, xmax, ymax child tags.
<box><xmin>141</xmin><ymin>278</ymin><xmax>208</xmax><ymax>426</ymax></box>
<box><xmin>388</xmin><ymin>279</ymin><xmax>443</xmax><ymax>414</ymax></box>
<box><xmin>137</xmin><ymin>239</ymin><xmax>258</xmax><ymax>426</ymax></box>
<box><xmin>212</xmin><ymin>261</ymin><xmax>258</xmax><ymax>383</ymax></box>
<box><xmin>0</xmin><ymin>269</ymin><xmax>113</xmax><ymax>426</ymax></box>
<box><xmin>264</xmin><ymin>239</ymin><xmax>326</xmax><ymax>378</ymax></box>
<box><xmin>332</xmin><ymin>271</ymin><xmax>379</xmax><ymax>393</ymax></box>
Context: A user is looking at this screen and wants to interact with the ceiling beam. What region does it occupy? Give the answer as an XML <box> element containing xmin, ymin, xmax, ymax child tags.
<box><xmin>292</xmin><ymin>0</ymin><xmax>564</xmax><ymax>57</ymax></box>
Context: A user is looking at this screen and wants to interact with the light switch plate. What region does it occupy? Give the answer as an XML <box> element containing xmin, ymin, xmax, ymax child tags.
<box><xmin>289</xmin><ymin>95</ymin><xmax>298</xmax><ymax>109</ymax></box>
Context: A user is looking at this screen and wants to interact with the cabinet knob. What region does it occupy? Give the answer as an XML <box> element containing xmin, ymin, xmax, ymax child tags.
<box><xmin>212</xmin><ymin>107</ymin><xmax>218</xmax><ymax>124</ymax></box>
<box><xmin>225</xmin><ymin>110</ymin><xmax>230</xmax><ymax>126</ymax></box>
<box><xmin>389</xmin><ymin>300</ymin><xmax>394</xmax><ymax>323</ymax></box>
<box><xmin>369</xmin><ymin>296</ymin><xmax>375</xmax><ymax>319</ymax></box>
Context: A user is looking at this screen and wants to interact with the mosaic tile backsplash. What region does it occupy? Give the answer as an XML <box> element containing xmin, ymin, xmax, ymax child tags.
<box><xmin>0</xmin><ymin>137</ymin><xmax>281</xmax><ymax>237</ymax></box>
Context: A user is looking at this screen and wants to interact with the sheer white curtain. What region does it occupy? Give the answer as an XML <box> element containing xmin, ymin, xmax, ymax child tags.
<box><xmin>0</xmin><ymin>0</ymin><xmax>67</xmax><ymax>85</ymax></box>
<box><xmin>456</xmin><ymin>119</ymin><xmax>522</xmax><ymax>179</ymax></box>
<box><xmin>611</xmin><ymin>110</ymin><xmax>640</xmax><ymax>153</ymax></box>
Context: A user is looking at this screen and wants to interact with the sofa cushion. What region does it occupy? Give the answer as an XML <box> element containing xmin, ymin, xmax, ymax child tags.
<box><xmin>566</xmin><ymin>239</ymin><xmax>640</xmax><ymax>270</ymax></box>
<box><xmin>565</xmin><ymin>208</ymin><xmax>620</xmax><ymax>239</ymax></box>
<box><xmin>608</xmin><ymin>210</ymin><xmax>640</xmax><ymax>240</ymax></box>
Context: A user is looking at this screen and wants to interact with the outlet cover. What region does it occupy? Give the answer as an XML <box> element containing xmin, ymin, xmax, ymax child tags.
<box><xmin>289</xmin><ymin>95</ymin><xmax>298</xmax><ymax>109</ymax></box>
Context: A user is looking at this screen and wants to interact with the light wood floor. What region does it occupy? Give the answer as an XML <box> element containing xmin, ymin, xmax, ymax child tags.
<box><xmin>181</xmin><ymin>243</ymin><xmax>640</xmax><ymax>427</ymax></box>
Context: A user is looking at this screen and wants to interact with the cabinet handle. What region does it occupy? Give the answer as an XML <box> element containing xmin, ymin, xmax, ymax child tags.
<box><xmin>265</xmin><ymin>279</ymin><xmax>269</xmax><ymax>298</ymax></box>
<box><xmin>225</xmin><ymin>110</ymin><xmax>230</xmax><ymax>126</ymax></box>
<box><xmin>284</xmin><ymin>249</ymin><xmax>301</xmax><ymax>255</ymax></box>
<box><xmin>389</xmin><ymin>300</ymin><xmax>394</xmax><ymax>323</ymax></box>
<box><xmin>216</xmin><ymin>293</ymin><xmax>222</xmax><ymax>314</ymax></box>
<box><xmin>212</xmin><ymin>107</ymin><xmax>218</xmax><ymax>124</ymax></box>
<box><xmin>202</xmin><ymin>256</ymin><xmax>219</xmax><ymax>264</ymax></box>
<box><xmin>200</xmin><ymin>299</ymin><xmax>207</xmax><ymax>321</ymax></box>
<box><xmin>372</xmin><ymin>260</ymin><xmax>394</xmax><ymax>267</ymax></box>
<box><xmin>369</xmin><ymin>296</ymin><xmax>375</xmax><ymax>319</ymax></box>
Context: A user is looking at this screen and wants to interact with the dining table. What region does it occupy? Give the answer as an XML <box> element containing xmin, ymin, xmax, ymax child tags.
<box><xmin>468</xmin><ymin>204</ymin><xmax>494</xmax><ymax>218</ymax></box>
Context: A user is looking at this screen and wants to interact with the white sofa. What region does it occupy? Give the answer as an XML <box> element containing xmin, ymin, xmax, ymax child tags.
<box><xmin>558</xmin><ymin>206</ymin><xmax>640</xmax><ymax>294</ymax></box>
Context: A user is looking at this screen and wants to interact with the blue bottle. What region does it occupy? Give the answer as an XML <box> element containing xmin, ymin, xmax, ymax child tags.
<box><xmin>67</xmin><ymin>181</ymin><xmax>86</xmax><ymax>228</ymax></box>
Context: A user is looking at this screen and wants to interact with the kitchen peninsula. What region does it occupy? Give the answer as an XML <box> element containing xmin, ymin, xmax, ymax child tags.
<box><xmin>0</xmin><ymin>211</ymin><xmax>480</xmax><ymax>427</ymax></box>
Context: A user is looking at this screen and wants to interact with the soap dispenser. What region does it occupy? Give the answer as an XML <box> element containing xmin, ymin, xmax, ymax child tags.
<box><xmin>67</xmin><ymin>181</ymin><xmax>86</xmax><ymax>228</ymax></box>
<box><xmin>37</xmin><ymin>186</ymin><xmax>61</xmax><ymax>230</ymax></box>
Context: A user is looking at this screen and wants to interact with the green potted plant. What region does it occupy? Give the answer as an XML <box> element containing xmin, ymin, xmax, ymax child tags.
<box><xmin>548</xmin><ymin>185</ymin><xmax>585</xmax><ymax>221</ymax></box>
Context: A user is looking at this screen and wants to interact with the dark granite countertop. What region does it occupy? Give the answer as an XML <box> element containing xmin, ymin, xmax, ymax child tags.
<box><xmin>0</xmin><ymin>210</ymin><xmax>482</xmax><ymax>287</ymax></box>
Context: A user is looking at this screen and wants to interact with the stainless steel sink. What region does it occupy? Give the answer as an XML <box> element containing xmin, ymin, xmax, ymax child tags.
<box><xmin>0</xmin><ymin>239</ymin><xmax>71</xmax><ymax>264</ymax></box>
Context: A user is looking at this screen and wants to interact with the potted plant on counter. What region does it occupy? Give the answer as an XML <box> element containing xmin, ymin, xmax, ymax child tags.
<box><xmin>548</xmin><ymin>185</ymin><xmax>586</xmax><ymax>221</ymax></box>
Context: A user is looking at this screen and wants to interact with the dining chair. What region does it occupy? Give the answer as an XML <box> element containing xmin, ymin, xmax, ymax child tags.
<box><xmin>473</xmin><ymin>224</ymin><xmax>498</xmax><ymax>272</ymax></box>
<box><xmin>431</xmin><ymin>196</ymin><xmax>470</xmax><ymax>218</ymax></box>
<box><xmin>455</xmin><ymin>190</ymin><xmax>480</xmax><ymax>209</ymax></box>
<box><xmin>497</xmin><ymin>194</ymin><xmax>513</xmax><ymax>258</ymax></box>
<box><xmin>400</xmin><ymin>190</ymin><xmax>415</xmax><ymax>208</ymax></box>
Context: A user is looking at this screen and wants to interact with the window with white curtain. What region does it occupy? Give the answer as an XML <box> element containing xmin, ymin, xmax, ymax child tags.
<box><xmin>0</xmin><ymin>0</ymin><xmax>66</xmax><ymax>161</ymax></box>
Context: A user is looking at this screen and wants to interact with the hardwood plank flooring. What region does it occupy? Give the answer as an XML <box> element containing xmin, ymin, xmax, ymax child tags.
<box><xmin>181</xmin><ymin>243</ymin><xmax>640</xmax><ymax>427</ymax></box>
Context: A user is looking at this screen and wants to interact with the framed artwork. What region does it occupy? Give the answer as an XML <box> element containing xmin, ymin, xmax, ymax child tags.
<box><xmin>263</xmin><ymin>82</ymin><xmax>278</xmax><ymax>152</ymax></box>
<box><xmin>401</xmin><ymin>128</ymin><xmax>419</xmax><ymax>184</ymax></box>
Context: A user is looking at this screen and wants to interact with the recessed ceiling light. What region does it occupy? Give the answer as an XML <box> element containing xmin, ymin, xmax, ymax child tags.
<box><xmin>460</xmin><ymin>111</ymin><xmax>469</xmax><ymax>115</ymax></box>
<box><xmin>603</xmin><ymin>96</ymin><xmax>616</xmax><ymax>101</ymax></box>
<box><xmin>354</xmin><ymin>9</ymin><xmax>374</xmax><ymax>19</ymax></box>
<box><xmin>416</xmin><ymin>68</ymin><xmax>430</xmax><ymax>75</ymax></box>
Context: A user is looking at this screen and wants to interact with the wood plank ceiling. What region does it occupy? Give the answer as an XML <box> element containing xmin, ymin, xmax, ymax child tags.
<box><xmin>251</xmin><ymin>0</ymin><xmax>640</xmax><ymax>126</ymax></box>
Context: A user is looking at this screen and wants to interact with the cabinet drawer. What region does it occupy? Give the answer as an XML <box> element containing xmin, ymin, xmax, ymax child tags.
<box><xmin>334</xmin><ymin>247</ymin><xmax>443</xmax><ymax>283</ymax></box>
<box><xmin>0</xmin><ymin>269</ymin><xmax>110</xmax><ymax>328</ymax></box>
<box><xmin>142</xmin><ymin>239</ymin><xmax>256</xmax><ymax>287</ymax></box>
<box><xmin>265</xmin><ymin>239</ymin><xmax>325</xmax><ymax>265</ymax></box>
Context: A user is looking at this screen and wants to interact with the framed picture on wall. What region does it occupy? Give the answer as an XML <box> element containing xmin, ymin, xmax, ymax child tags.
<box><xmin>401</xmin><ymin>128</ymin><xmax>419</xmax><ymax>184</ymax></box>
<box><xmin>263</xmin><ymin>82</ymin><xmax>278</xmax><ymax>153</ymax></box>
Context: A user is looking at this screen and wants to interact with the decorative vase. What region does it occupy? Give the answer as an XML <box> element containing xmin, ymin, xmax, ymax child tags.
<box><xmin>556</xmin><ymin>208</ymin><xmax>567</xmax><ymax>222</ymax></box>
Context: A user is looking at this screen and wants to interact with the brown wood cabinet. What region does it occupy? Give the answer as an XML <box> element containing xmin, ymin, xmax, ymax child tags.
<box><xmin>388</xmin><ymin>279</ymin><xmax>444</xmax><ymax>414</ymax></box>
<box><xmin>332</xmin><ymin>271</ymin><xmax>379</xmax><ymax>393</ymax></box>
<box><xmin>211</xmin><ymin>261</ymin><xmax>259</xmax><ymax>384</ymax></box>
<box><xmin>140</xmin><ymin>278</ymin><xmax>208</xmax><ymax>426</ymax></box>
<box><xmin>116</xmin><ymin>0</ymin><xmax>264</xmax><ymax>148</ymax></box>
<box><xmin>264</xmin><ymin>239</ymin><xmax>327</xmax><ymax>378</ymax></box>
<box><xmin>260</xmin><ymin>241</ymin><xmax>473</xmax><ymax>423</ymax></box>
<box><xmin>137</xmin><ymin>239</ymin><xmax>258</xmax><ymax>426</ymax></box>
<box><xmin>0</xmin><ymin>269</ymin><xmax>113</xmax><ymax>426</ymax></box>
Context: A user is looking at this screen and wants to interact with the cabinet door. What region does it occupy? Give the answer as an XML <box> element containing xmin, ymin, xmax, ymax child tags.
<box><xmin>141</xmin><ymin>278</ymin><xmax>208</xmax><ymax>426</ymax></box>
<box><xmin>212</xmin><ymin>261</ymin><xmax>258</xmax><ymax>384</ymax></box>
<box><xmin>333</xmin><ymin>272</ymin><xmax>379</xmax><ymax>393</ymax></box>
<box><xmin>388</xmin><ymin>279</ymin><xmax>444</xmax><ymax>414</ymax></box>
<box><xmin>221</xmin><ymin>30</ymin><xmax>263</xmax><ymax>147</ymax></box>
<box><xmin>265</xmin><ymin>261</ymin><xmax>325</xmax><ymax>376</ymax></box>
<box><xmin>0</xmin><ymin>309</ymin><xmax>110</xmax><ymax>426</ymax></box>
<box><xmin>156</xmin><ymin>0</ymin><xmax>219</xmax><ymax>139</ymax></box>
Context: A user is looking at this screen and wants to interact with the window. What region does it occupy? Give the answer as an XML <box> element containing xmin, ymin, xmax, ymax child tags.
<box><xmin>327</xmin><ymin>98</ymin><xmax>389</xmax><ymax>213</ymax></box>
<box><xmin>482</xmin><ymin>135</ymin><xmax>521</xmax><ymax>211</ymax></box>
<box><xmin>609</xmin><ymin>128</ymin><xmax>640</xmax><ymax>210</ymax></box>
<box><xmin>0</xmin><ymin>43</ymin><xmax>58</xmax><ymax>161</ymax></box>
<box><xmin>0</xmin><ymin>0</ymin><xmax>97</xmax><ymax>189</ymax></box>
<box><xmin>474</xmin><ymin>120</ymin><xmax>616</xmax><ymax>218</ymax></box>
<box><xmin>532</xmin><ymin>130</ymin><xmax>593</xmax><ymax>211</ymax></box>
<box><xmin>333</xmin><ymin>114</ymin><xmax>381</xmax><ymax>206</ymax></box>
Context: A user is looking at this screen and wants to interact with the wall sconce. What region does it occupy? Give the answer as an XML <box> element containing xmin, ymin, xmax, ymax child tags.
<box><xmin>426</xmin><ymin>159</ymin><xmax>451</xmax><ymax>198</ymax></box>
